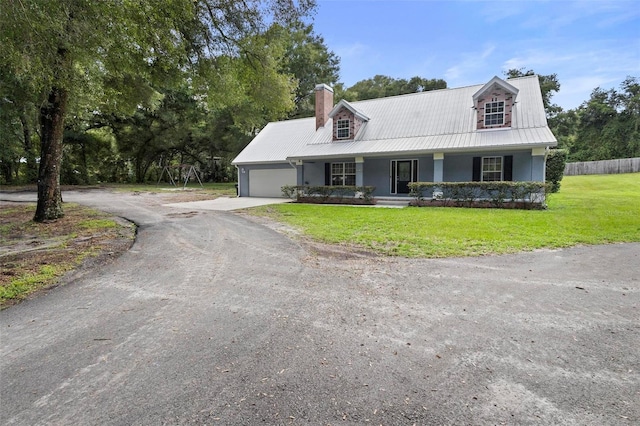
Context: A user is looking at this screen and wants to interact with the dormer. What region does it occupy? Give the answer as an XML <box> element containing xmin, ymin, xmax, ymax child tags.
<box><xmin>328</xmin><ymin>100</ymin><xmax>370</xmax><ymax>141</ymax></box>
<box><xmin>473</xmin><ymin>76</ymin><xmax>519</xmax><ymax>130</ymax></box>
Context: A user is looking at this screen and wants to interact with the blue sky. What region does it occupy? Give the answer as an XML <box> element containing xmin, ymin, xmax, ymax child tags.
<box><xmin>310</xmin><ymin>0</ymin><xmax>640</xmax><ymax>110</ymax></box>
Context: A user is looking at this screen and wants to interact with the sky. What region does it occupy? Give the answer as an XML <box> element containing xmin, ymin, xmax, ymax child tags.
<box><xmin>309</xmin><ymin>0</ymin><xmax>640</xmax><ymax>111</ymax></box>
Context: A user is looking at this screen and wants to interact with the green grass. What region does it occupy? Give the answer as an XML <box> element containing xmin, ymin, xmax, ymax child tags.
<box><xmin>0</xmin><ymin>265</ymin><xmax>69</xmax><ymax>301</ymax></box>
<box><xmin>106</xmin><ymin>182</ymin><xmax>236</xmax><ymax>196</ymax></box>
<box><xmin>78</xmin><ymin>218</ymin><xmax>118</xmax><ymax>230</ymax></box>
<box><xmin>251</xmin><ymin>173</ymin><xmax>640</xmax><ymax>258</ymax></box>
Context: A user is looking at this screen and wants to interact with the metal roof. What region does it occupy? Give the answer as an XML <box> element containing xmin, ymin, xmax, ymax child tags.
<box><xmin>232</xmin><ymin>75</ymin><xmax>557</xmax><ymax>165</ymax></box>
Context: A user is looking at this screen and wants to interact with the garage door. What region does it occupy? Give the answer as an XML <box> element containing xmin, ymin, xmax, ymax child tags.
<box><xmin>249</xmin><ymin>168</ymin><xmax>297</xmax><ymax>197</ymax></box>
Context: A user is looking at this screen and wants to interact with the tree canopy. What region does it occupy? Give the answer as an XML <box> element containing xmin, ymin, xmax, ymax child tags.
<box><xmin>337</xmin><ymin>75</ymin><xmax>447</xmax><ymax>102</ymax></box>
<box><xmin>0</xmin><ymin>0</ymin><xmax>316</xmax><ymax>221</ymax></box>
<box><xmin>569</xmin><ymin>77</ymin><xmax>640</xmax><ymax>161</ymax></box>
<box><xmin>505</xmin><ymin>68</ymin><xmax>561</xmax><ymax>118</ymax></box>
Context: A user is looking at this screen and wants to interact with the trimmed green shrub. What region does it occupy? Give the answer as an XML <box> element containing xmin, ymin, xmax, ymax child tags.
<box><xmin>408</xmin><ymin>181</ymin><xmax>546</xmax><ymax>209</ymax></box>
<box><xmin>546</xmin><ymin>149</ymin><xmax>568</xmax><ymax>193</ymax></box>
<box><xmin>281</xmin><ymin>185</ymin><xmax>376</xmax><ymax>204</ymax></box>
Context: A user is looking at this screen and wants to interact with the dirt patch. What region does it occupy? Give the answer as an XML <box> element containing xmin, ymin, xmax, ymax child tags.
<box><xmin>0</xmin><ymin>201</ymin><xmax>136</xmax><ymax>308</ymax></box>
<box><xmin>238</xmin><ymin>210</ymin><xmax>380</xmax><ymax>261</ymax></box>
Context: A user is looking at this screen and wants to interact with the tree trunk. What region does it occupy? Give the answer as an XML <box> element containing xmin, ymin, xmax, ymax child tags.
<box><xmin>34</xmin><ymin>86</ymin><xmax>68</xmax><ymax>222</ymax></box>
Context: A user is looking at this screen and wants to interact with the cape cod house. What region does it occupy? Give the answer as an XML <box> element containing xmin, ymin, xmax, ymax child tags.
<box><xmin>232</xmin><ymin>75</ymin><xmax>557</xmax><ymax>198</ymax></box>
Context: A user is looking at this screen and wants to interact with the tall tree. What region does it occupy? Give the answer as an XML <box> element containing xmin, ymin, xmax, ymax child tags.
<box><xmin>339</xmin><ymin>75</ymin><xmax>447</xmax><ymax>102</ymax></box>
<box><xmin>1</xmin><ymin>0</ymin><xmax>315</xmax><ymax>221</ymax></box>
<box><xmin>0</xmin><ymin>74</ymin><xmax>39</xmax><ymax>184</ymax></box>
<box><xmin>279</xmin><ymin>21</ymin><xmax>340</xmax><ymax>118</ymax></box>
<box><xmin>572</xmin><ymin>77</ymin><xmax>640</xmax><ymax>161</ymax></box>
<box><xmin>504</xmin><ymin>68</ymin><xmax>561</xmax><ymax>119</ymax></box>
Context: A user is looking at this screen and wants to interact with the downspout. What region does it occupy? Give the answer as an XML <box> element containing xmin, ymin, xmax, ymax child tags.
<box><xmin>234</xmin><ymin>165</ymin><xmax>240</xmax><ymax>197</ymax></box>
<box><xmin>287</xmin><ymin>158</ymin><xmax>301</xmax><ymax>183</ymax></box>
<box><xmin>287</xmin><ymin>159</ymin><xmax>302</xmax><ymax>200</ymax></box>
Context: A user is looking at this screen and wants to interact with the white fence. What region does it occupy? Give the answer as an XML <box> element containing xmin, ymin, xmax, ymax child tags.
<box><xmin>564</xmin><ymin>158</ymin><xmax>640</xmax><ymax>176</ymax></box>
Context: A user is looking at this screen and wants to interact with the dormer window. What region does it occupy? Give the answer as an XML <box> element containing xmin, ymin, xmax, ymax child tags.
<box><xmin>336</xmin><ymin>119</ymin><xmax>350</xmax><ymax>139</ymax></box>
<box><xmin>484</xmin><ymin>100</ymin><xmax>505</xmax><ymax>126</ymax></box>
<box><xmin>473</xmin><ymin>76</ymin><xmax>519</xmax><ymax>130</ymax></box>
<box><xmin>328</xmin><ymin>100</ymin><xmax>369</xmax><ymax>141</ymax></box>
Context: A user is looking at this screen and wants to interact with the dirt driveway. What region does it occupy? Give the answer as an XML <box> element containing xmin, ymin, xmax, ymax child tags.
<box><xmin>1</xmin><ymin>190</ymin><xmax>639</xmax><ymax>425</ymax></box>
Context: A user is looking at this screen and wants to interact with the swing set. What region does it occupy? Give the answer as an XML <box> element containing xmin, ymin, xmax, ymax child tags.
<box><xmin>156</xmin><ymin>164</ymin><xmax>203</xmax><ymax>189</ymax></box>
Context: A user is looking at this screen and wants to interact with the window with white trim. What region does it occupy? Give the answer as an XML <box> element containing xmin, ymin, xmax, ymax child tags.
<box><xmin>336</xmin><ymin>119</ymin><xmax>350</xmax><ymax>139</ymax></box>
<box><xmin>484</xmin><ymin>100</ymin><xmax>505</xmax><ymax>126</ymax></box>
<box><xmin>331</xmin><ymin>162</ymin><xmax>356</xmax><ymax>186</ymax></box>
<box><xmin>482</xmin><ymin>156</ymin><xmax>502</xmax><ymax>181</ymax></box>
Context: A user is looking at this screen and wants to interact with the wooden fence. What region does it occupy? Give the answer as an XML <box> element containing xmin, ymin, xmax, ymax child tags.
<box><xmin>564</xmin><ymin>158</ymin><xmax>640</xmax><ymax>176</ymax></box>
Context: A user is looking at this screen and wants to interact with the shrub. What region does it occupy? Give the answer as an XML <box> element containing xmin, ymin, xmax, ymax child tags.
<box><xmin>355</xmin><ymin>186</ymin><xmax>376</xmax><ymax>202</ymax></box>
<box><xmin>546</xmin><ymin>149</ymin><xmax>568</xmax><ymax>193</ymax></box>
<box><xmin>408</xmin><ymin>181</ymin><xmax>546</xmax><ymax>209</ymax></box>
<box><xmin>281</xmin><ymin>185</ymin><xmax>298</xmax><ymax>199</ymax></box>
<box><xmin>281</xmin><ymin>185</ymin><xmax>376</xmax><ymax>204</ymax></box>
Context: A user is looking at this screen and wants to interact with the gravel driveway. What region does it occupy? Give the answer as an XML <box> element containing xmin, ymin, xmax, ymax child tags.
<box><xmin>1</xmin><ymin>190</ymin><xmax>639</xmax><ymax>425</ymax></box>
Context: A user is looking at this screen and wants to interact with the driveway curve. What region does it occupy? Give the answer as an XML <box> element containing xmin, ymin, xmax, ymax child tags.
<box><xmin>1</xmin><ymin>190</ymin><xmax>638</xmax><ymax>425</ymax></box>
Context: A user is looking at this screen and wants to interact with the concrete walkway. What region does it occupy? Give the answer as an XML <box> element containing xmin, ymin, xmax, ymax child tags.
<box><xmin>163</xmin><ymin>196</ymin><xmax>292</xmax><ymax>211</ymax></box>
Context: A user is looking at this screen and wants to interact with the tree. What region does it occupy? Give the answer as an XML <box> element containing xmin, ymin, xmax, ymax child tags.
<box><xmin>0</xmin><ymin>73</ymin><xmax>39</xmax><ymax>184</ymax></box>
<box><xmin>340</xmin><ymin>75</ymin><xmax>447</xmax><ymax>101</ymax></box>
<box><xmin>571</xmin><ymin>77</ymin><xmax>640</xmax><ymax>161</ymax></box>
<box><xmin>1</xmin><ymin>0</ymin><xmax>315</xmax><ymax>221</ymax></box>
<box><xmin>504</xmin><ymin>68</ymin><xmax>561</xmax><ymax>119</ymax></box>
<box><xmin>278</xmin><ymin>21</ymin><xmax>340</xmax><ymax>118</ymax></box>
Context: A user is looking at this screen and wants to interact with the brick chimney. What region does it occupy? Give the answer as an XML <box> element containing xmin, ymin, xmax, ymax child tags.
<box><xmin>315</xmin><ymin>83</ymin><xmax>334</xmax><ymax>130</ymax></box>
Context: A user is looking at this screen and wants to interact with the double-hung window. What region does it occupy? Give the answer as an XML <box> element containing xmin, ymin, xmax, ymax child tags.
<box><xmin>482</xmin><ymin>156</ymin><xmax>502</xmax><ymax>181</ymax></box>
<box><xmin>336</xmin><ymin>119</ymin><xmax>350</xmax><ymax>139</ymax></box>
<box><xmin>484</xmin><ymin>100</ymin><xmax>505</xmax><ymax>126</ymax></box>
<box><xmin>331</xmin><ymin>162</ymin><xmax>356</xmax><ymax>186</ymax></box>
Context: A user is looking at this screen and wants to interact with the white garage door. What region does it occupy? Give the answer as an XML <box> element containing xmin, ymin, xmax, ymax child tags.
<box><xmin>249</xmin><ymin>168</ymin><xmax>296</xmax><ymax>197</ymax></box>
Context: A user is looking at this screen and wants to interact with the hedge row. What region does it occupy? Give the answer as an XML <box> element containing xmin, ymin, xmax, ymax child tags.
<box><xmin>408</xmin><ymin>181</ymin><xmax>547</xmax><ymax>209</ymax></box>
<box><xmin>281</xmin><ymin>185</ymin><xmax>376</xmax><ymax>204</ymax></box>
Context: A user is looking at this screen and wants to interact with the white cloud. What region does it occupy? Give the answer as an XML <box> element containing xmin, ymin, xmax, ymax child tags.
<box><xmin>499</xmin><ymin>40</ymin><xmax>639</xmax><ymax>109</ymax></box>
<box><xmin>334</xmin><ymin>42</ymin><xmax>371</xmax><ymax>60</ymax></box>
<box><xmin>445</xmin><ymin>44</ymin><xmax>496</xmax><ymax>85</ymax></box>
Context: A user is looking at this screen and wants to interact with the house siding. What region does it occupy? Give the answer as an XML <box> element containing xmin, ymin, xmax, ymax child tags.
<box><xmin>443</xmin><ymin>151</ymin><xmax>535</xmax><ymax>182</ymax></box>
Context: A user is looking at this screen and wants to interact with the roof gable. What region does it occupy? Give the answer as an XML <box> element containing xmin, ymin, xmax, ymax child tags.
<box><xmin>472</xmin><ymin>76</ymin><xmax>519</xmax><ymax>102</ymax></box>
<box><xmin>328</xmin><ymin>100</ymin><xmax>370</xmax><ymax>121</ymax></box>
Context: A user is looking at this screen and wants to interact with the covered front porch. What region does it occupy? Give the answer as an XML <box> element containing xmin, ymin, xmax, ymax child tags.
<box><xmin>289</xmin><ymin>148</ymin><xmax>546</xmax><ymax>197</ymax></box>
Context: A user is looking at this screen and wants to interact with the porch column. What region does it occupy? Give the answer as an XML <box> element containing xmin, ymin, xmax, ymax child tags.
<box><xmin>433</xmin><ymin>152</ymin><xmax>444</xmax><ymax>182</ymax></box>
<box><xmin>355</xmin><ymin>157</ymin><xmax>364</xmax><ymax>186</ymax></box>
<box><xmin>295</xmin><ymin>160</ymin><xmax>304</xmax><ymax>186</ymax></box>
<box><xmin>531</xmin><ymin>148</ymin><xmax>546</xmax><ymax>181</ymax></box>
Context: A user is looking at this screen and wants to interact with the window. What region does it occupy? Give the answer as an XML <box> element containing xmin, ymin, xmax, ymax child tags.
<box><xmin>484</xmin><ymin>100</ymin><xmax>505</xmax><ymax>126</ymax></box>
<box><xmin>331</xmin><ymin>162</ymin><xmax>356</xmax><ymax>185</ymax></box>
<box><xmin>336</xmin><ymin>119</ymin><xmax>350</xmax><ymax>139</ymax></box>
<box><xmin>482</xmin><ymin>156</ymin><xmax>502</xmax><ymax>181</ymax></box>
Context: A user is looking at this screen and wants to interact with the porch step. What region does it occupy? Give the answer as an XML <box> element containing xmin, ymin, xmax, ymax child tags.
<box><xmin>375</xmin><ymin>198</ymin><xmax>411</xmax><ymax>207</ymax></box>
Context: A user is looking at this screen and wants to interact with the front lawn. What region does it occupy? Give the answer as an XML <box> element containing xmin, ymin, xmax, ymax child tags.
<box><xmin>251</xmin><ymin>173</ymin><xmax>640</xmax><ymax>257</ymax></box>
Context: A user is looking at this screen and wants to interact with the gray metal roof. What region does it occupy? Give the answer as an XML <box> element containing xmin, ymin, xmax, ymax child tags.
<box><xmin>232</xmin><ymin>75</ymin><xmax>556</xmax><ymax>164</ymax></box>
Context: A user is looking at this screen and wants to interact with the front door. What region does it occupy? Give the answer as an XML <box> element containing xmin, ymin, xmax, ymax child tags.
<box><xmin>392</xmin><ymin>159</ymin><xmax>418</xmax><ymax>194</ymax></box>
